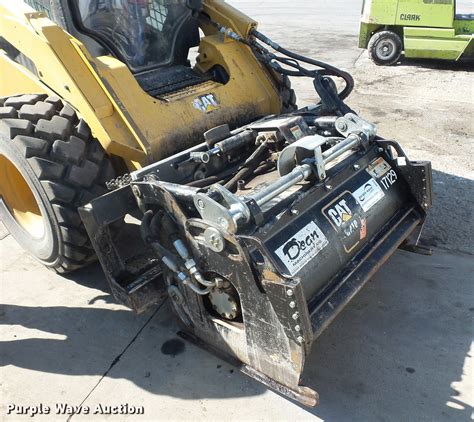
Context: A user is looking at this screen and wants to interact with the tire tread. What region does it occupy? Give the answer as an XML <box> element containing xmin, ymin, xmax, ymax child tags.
<box><xmin>0</xmin><ymin>94</ymin><xmax>114</xmax><ymax>273</ymax></box>
<box><xmin>368</xmin><ymin>30</ymin><xmax>403</xmax><ymax>66</ymax></box>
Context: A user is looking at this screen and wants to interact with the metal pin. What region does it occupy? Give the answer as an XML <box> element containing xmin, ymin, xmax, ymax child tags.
<box><xmin>132</xmin><ymin>185</ymin><xmax>142</xmax><ymax>198</ymax></box>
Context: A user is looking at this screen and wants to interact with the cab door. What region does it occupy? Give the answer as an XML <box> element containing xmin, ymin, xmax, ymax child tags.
<box><xmin>396</xmin><ymin>0</ymin><xmax>454</xmax><ymax>28</ymax></box>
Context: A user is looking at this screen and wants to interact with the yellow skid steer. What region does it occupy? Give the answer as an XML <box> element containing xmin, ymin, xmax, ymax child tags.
<box><xmin>0</xmin><ymin>0</ymin><xmax>432</xmax><ymax>406</ymax></box>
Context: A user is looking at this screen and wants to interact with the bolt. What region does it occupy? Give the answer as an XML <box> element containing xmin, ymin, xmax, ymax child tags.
<box><xmin>289</xmin><ymin>301</ymin><xmax>296</xmax><ymax>309</ymax></box>
<box><xmin>295</xmin><ymin>325</ymin><xmax>301</xmax><ymax>332</ymax></box>
<box><xmin>297</xmin><ymin>336</ymin><xmax>304</xmax><ymax>343</ymax></box>
<box><xmin>205</xmin><ymin>228</ymin><xmax>226</xmax><ymax>252</ymax></box>
<box><xmin>286</xmin><ymin>289</ymin><xmax>294</xmax><ymax>297</ymax></box>
<box><xmin>209</xmin><ymin>235</ymin><xmax>223</xmax><ymax>250</ymax></box>
<box><xmin>177</xmin><ymin>272</ymin><xmax>187</xmax><ymax>282</ymax></box>
<box><xmin>353</xmin><ymin>164</ymin><xmax>360</xmax><ymax>170</ymax></box>
<box><xmin>378</xmin><ymin>147</ymin><xmax>384</xmax><ymax>153</ymax></box>
<box><xmin>218</xmin><ymin>217</ymin><xmax>228</xmax><ymax>229</ymax></box>
<box><xmin>337</xmin><ymin>121</ymin><xmax>348</xmax><ymax>131</ymax></box>
<box><xmin>292</xmin><ymin>312</ymin><xmax>299</xmax><ymax>320</ymax></box>
<box><xmin>132</xmin><ymin>185</ymin><xmax>142</xmax><ymax>198</ymax></box>
<box><xmin>325</xmin><ymin>184</ymin><xmax>333</xmax><ymax>191</ymax></box>
<box><xmin>197</xmin><ymin>199</ymin><xmax>205</xmax><ymax>209</ymax></box>
<box><xmin>290</xmin><ymin>209</ymin><xmax>300</xmax><ymax>216</ymax></box>
<box><xmin>201</xmin><ymin>153</ymin><xmax>211</xmax><ymax>164</ymax></box>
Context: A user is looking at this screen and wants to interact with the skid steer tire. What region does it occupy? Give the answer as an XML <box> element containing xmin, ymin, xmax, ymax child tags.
<box><xmin>281</xmin><ymin>75</ymin><xmax>298</xmax><ymax>113</ymax></box>
<box><xmin>368</xmin><ymin>31</ymin><xmax>403</xmax><ymax>66</ymax></box>
<box><xmin>270</xmin><ymin>70</ymin><xmax>298</xmax><ymax>113</ymax></box>
<box><xmin>0</xmin><ymin>94</ymin><xmax>115</xmax><ymax>273</ymax></box>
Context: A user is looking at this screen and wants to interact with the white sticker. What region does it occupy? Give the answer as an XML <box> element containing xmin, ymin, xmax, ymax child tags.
<box><xmin>275</xmin><ymin>222</ymin><xmax>328</xmax><ymax>276</ymax></box>
<box><xmin>352</xmin><ymin>178</ymin><xmax>385</xmax><ymax>212</ymax></box>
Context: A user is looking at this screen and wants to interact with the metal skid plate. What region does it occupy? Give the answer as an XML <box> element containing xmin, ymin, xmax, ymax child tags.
<box><xmin>78</xmin><ymin>186</ymin><xmax>167</xmax><ymax>313</ymax></box>
<box><xmin>179</xmin><ymin>330</ymin><xmax>319</xmax><ymax>407</ymax></box>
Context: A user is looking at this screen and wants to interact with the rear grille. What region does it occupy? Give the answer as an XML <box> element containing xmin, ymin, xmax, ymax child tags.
<box><xmin>136</xmin><ymin>65</ymin><xmax>211</xmax><ymax>98</ymax></box>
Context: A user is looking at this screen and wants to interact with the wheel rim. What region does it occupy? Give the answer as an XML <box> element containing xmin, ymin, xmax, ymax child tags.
<box><xmin>376</xmin><ymin>38</ymin><xmax>397</xmax><ymax>61</ymax></box>
<box><xmin>0</xmin><ymin>155</ymin><xmax>45</xmax><ymax>238</ymax></box>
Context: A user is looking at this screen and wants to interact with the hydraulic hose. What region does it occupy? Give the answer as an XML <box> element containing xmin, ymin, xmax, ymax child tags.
<box><xmin>183</xmin><ymin>279</ymin><xmax>213</xmax><ymax>296</ymax></box>
<box><xmin>140</xmin><ymin>210</ymin><xmax>169</xmax><ymax>258</ymax></box>
<box><xmin>313</xmin><ymin>75</ymin><xmax>355</xmax><ymax>116</ymax></box>
<box><xmin>251</xmin><ymin>29</ymin><xmax>354</xmax><ymax>100</ymax></box>
<box><xmin>200</xmin><ymin>12</ymin><xmax>354</xmax><ymax>100</ymax></box>
<box><xmin>173</xmin><ymin>239</ymin><xmax>217</xmax><ymax>288</ymax></box>
<box><xmin>200</xmin><ymin>13</ymin><xmax>355</xmax><ymax>115</ymax></box>
<box><xmin>141</xmin><ymin>211</ymin><xmax>215</xmax><ymax>295</ymax></box>
<box><xmin>224</xmin><ymin>140</ymin><xmax>269</xmax><ymax>192</ymax></box>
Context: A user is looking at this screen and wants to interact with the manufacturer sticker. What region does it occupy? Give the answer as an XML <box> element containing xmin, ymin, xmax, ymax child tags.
<box><xmin>352</xmin><ymin>178</ymin><xmax>385</xmax><ymax>212</ymax></box>
<box><xmin>367</xmin><ymin>157</ymin><xmax>391</xmax><ymax>179</ymax></box>
<box><xmin>193</xmin><ymin>93</ymin><xmax>219</xmax><ymax>113</ymax></box>
<box><xmin>324</xmin><ymin>196</ymin><xmax>354</xmax><ymax>228</ymax></box>
<box><xmin>323</xmin><ymin>192</ymin><xmax>365</xmax><ymax>253</ymax></box>
<box><xmin>275</xmin><ymin>221</ymin><xmax>328</xmax><ymax>276</ymax></box>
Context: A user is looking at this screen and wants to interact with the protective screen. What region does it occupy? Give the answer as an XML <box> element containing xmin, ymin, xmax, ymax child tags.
<box><xmin>77</xmin><ymin>0</ymin><xmax>193</xmax><ymax>69</ymax></box>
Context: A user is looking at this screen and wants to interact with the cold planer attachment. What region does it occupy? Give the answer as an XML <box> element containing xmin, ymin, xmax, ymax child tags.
<box><xmin>80</xmin><ymin>113</ymin><xmax>432</xmax><ymax>407</ymax></box>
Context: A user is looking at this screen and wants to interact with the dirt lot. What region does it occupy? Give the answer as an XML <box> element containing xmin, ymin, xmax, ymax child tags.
<box><xmin>1</xmin><ymin>1</ymin><xmax>473</xmax><ymax>421</ymax></box>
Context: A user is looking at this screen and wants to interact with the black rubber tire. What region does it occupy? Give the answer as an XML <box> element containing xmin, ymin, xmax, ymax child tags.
<box><xmin>368</xmin><ymin>31</ymin><xmax>403</xmax><ymax>66</ymax></box>
<box><xmin>269</xmin><ymin>70</ymin><xmax>298</xmax><ymax>113</ymax></box>
<box><xmin>281</xmin><ymin>74</ymin><xmax>298</xmax><ymax>113</ymax></box>
<box><xmin>0</xmin><ymin>94</ymin><xmax>115</xmax><ymax>273</ymax></box>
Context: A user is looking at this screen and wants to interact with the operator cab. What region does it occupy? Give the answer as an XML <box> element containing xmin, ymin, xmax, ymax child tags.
<box><xmin>69</xmin><ymin>0</ymin><xmax>210</xmax><ymax>96</ymax></box>
<box><xmin>71</xmin><ymin>0</ymin><xmax>200</xmax><ymax>70</ymax></box>
<box><xmin>69</xmin><ymin>0</ymin><xmax>212</xmax><ymax>97</ymax></box>
<box><xmin>13</xmin><ymin>0</ymin><xmax>210</xmax><ymax>97</ymax></box>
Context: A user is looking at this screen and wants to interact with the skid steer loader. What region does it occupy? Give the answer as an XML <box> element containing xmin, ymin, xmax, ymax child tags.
<box><xmin>0</xmin><ymin>0</ymin><xmax>433</xmax><ymax>406</ymax></box>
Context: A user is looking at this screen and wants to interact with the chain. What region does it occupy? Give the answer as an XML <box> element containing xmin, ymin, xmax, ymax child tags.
<box><xmin>106</xmin><ymin>173</ymin><xmax>132</xmax><ymax>190</ymax></box>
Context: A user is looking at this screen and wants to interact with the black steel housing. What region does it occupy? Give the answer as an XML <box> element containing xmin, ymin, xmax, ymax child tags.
<box><xmin>79</xmin><ymin>137</ymin><xmax>432</xmax><ymax>406</ymax></box>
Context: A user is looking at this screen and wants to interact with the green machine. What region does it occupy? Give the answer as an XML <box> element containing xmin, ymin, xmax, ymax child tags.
<box><xmin>359</xmin><ymin>0</ymin><xmax>474</xmax><ymax>65</ymax></box>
